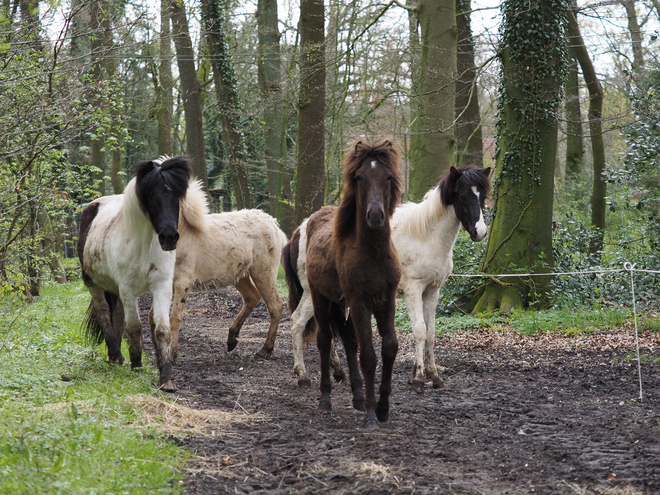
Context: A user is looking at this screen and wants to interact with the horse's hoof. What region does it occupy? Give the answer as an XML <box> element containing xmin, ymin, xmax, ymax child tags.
<box><xmin>431</xmin><ymin>375</ymin><xmax>445</xmax><ymax>389</ymax></box>
<box><xmin>333</xmin><ymin>370</ymin><xmax>346</xmax><ymax>383</ymax></box>
<box><xmin>362</xmin><ymin>410</ymin><xmax>379</xmax><ymax>430</ymax></box>
<box><xmin>411</xmin><ymin>379</ymin><xmax>425</xmax><ymax>394</ymax></box>
<box><xmin>255</xmin><ymin>348</ymin><xmax>274</xmax><ymax>360</ymax></box>
<box><xmin>319</xmin><ymin>395</ymin><xmax>332</xmax><ymax>411</ymax></box>
<box><xmin>107</xmin><ymin>355</ymin><xmax>124</xmax><ymax>365</ymax></box>
<box><xmin>352</xmin><ymin>397</ymin><xmax>366</xmax><ymax>412</ymax></box>
<box><xmin>158</xmin><ymin>379</ymin><xmax>177</xmax><ymax>393</ymax></box>
<box><xmin>376</xmin><ymin>403</ymin><xmax>389</xmax><ymax>423</ymax></box>
<box><xmin>227</xmin><ymin>339</ymin><xmax>238</xmax><ymax>352</ymax></box>
<box><xmin>298</xmin><ymin>377</ymin><xmax>311</xmax><ymax>389</ymax></box>
<box><xmin>130</xmin><ymin>360</ymin><xmax>143</xmax><ymax>369</ymax></box>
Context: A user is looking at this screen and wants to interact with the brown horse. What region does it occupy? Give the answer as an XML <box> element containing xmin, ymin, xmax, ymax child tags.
<box><xmin>284</xmin><ymin>138</ymin><xmax>402</xmax><ymax>429</ymax></box>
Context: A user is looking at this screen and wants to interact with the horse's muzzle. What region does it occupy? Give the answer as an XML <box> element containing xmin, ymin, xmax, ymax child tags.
<box><xmin>158</xmin><ymin>231</ymin><xmax>180</xmax><ymax>251</ymax></box>
<box><xmin>366</xmin><ymin>207</ymin><xmax>385</xmax><ymax>229</ymax></box>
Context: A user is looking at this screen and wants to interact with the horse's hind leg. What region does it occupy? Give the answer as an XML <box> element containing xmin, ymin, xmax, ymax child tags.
<box><xmin>251</xmin><ymin>270</ymin><xmax>284</xmax><ymax>359</ymax></box>
<box><xmin>422</xmin><ymin>286</ymin><xmax>443</xmax><ymax>389</ymax></box>
<box><xmin>291</xmin><ymin>291</ymin><xmax>315</xmax><ymax>388</ymax></box>
<box><xmin>88</xmin><ymin>286</ymin><xmax>123</xmax><ymax>364</ymax></box>
<box><xmin>311</xmin><ymin>290</ymin><xmax>334</xmax><ymax>411</ymax></box>
<box><xmin>168</xmin><ymin>279</ymin><xmax>191</xmax><ymax>363</ymax></box>
<box><xmin>329</xmin><ymin>341</ymin><xmax>345</xmax><ymax>383</ymax></box>
<box><xmin>227</xmin><ymin>276</ymin><xmax>260</xmax><ymax>352</ymax></box>
<box><xmin>374</xmin><ymin>295</ymin><xmax>399</xmax><ymax>424</ymax></box>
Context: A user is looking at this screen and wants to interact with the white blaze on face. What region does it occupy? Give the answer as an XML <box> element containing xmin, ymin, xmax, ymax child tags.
<box><xmin>371</xmin><ymin>160</ymin><xmax>378</xmax><ymax>168</ymax></box>
<box><xmin>471</xmin><ymin>186</ymin><xmax>487</xmax><ymax>240</ymax></box>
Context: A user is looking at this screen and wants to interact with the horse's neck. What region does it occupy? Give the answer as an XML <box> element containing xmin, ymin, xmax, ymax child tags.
<box><xmin>354</xmin><ymin>217</ymin><xmax>394</xmax><ymax>250</ymax></box>
<box><xmin>430</xmin><ymin>204</ymin><xmax>462</xmax><ymax>255</ymax></box>
<box><xmin>120</xmin><ymin>182</ymin><xmax>155</xmax><ymax>245</ymax></box>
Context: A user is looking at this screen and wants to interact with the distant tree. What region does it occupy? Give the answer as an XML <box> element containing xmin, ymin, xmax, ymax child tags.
<box><xmin>201</xmin><ymin>0</ymin><xmax>253</xmax><ymax>209</ymax></box>
<box><xmin>171</xmin><ymin>0</ymin><xmax>209</xmax><ymax>189</ymax></box>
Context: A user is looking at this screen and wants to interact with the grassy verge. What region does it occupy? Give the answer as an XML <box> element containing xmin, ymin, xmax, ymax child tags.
<box><xmin>0</xmin><ymin>282</ymin><xmax>189</xmax><ymax>494</ymax></box>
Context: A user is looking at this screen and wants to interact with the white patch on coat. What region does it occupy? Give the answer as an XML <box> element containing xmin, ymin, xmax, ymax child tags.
<box><xmin>371</xmin><ymin>160</ymin><xmax>378</xmax><ymax>168</ymax></box>
<box><xmin>472</xmin><ymin>186</ymin><xmax>487</xmax><ymax>240</ymax></box>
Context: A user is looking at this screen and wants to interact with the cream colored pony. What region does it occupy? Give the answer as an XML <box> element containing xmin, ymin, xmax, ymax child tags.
<box><xmin>151</xmin><ymin>181</ymin><xmax>288</xmax><ymax>361</ymax></box>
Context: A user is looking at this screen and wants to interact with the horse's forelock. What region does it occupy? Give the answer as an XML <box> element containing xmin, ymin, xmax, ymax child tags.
<box><xmin>342</xmin><ymin>138</ymin><xmax>402</xmax><ymax>214</ymax></box>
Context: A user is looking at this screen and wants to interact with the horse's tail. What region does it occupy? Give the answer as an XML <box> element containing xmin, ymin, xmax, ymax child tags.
<box><xmin>282</xmin><ymin>229</ymin><xmax>317</xmax><ymax>339</ymax></box>
<box><xmin>82</xmin><ymin>291</ymin><xmax>118</xmax><ymax>346</ymax></box>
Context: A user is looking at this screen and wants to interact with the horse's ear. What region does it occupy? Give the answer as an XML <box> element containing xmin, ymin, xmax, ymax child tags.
<box><xmin>481</xmin><ymin>167</ymin><xmax>492</xmax><ymax>177</ymax></box>
<box><xmin>449</xmin><ymin>166</ymin><xmax>462</xmax><ymax>180</ymax></box>
<box><xmin>354</xmin><ymin>141</ymin><xmax>364</xmax><ymax>154</ymax></box>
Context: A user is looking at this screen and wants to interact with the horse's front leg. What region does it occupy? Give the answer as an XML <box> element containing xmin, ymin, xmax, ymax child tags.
<box><xmin>88</xmin><ymin>286</ymin><xmax>123</xmax><ymax>364</ymax></box>
<box><xmin>350</xmin><ymin>303</ymin><xmax>379</xmax><ymax>429</ymax></box>
<box><xmin>374</xmin><ymin>295</ymin><xmax>399</xmax><ymax>424</ymax></box>
<box><xmin>150</xmin><ymin>283</ymin><xmax>175</xmax><ymax>392</ymax></box>
<box><xmin>122</xmin><ymin>296</ymin><xmax>143</xmax><ymax>370</ymax></box>
<box><xmin>422</xmin><ymin>286</ymin><xmax>443</xmax><ymax>389</ymax></box>
<box><xmin>290</xmin><ymin>291</ymin><xmax>315</xmax><ymax>388</ymax></box>
<box><xmin>403</xmin><ymin>285</ymin><xmax>427</xmax><ymax>393</ymax></box>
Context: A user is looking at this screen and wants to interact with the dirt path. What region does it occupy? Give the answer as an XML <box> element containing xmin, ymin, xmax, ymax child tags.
<box><xmin>141</xmin><ymin>288</ymin><xmax>660</xmax><ymax>494</ymax></box>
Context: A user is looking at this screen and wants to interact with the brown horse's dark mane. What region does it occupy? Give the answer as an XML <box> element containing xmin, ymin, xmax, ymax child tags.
<box><xmin>334</xmin><ymin>138</ymin><xmax>402</xmax><ymax>241</ymax></box>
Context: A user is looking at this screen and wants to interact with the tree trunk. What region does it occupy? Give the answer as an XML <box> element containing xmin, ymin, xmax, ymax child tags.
<box><xmin>620</xmin><ymin>0</ymin><xmax>645</xmax><ymax>80</ymax></box>
<box><xmin>567</xmin><ymin>9</ymin><xmax>606</xmax><ymax>255</ymax></box>
<box><xmin>89</xmin><ymin>0</ymin><xmax>106</xmax><ymax>195</ymax></box>
<box><xmin>257</xmin><ymin>0</ymin><xmax>284</xmax><ymax>217</ymax></box>
<box><xmin>201</xmin><ymin>0</ymin><xmax>253</xmax><ymax>209</ymax></box>
<box><xmin>409</xmin><ymin>0</ymin><xmax>456</xmax><ymax>201</ymax></box>
<box><xmin>294</xmin><ymin>0</ymin><xmax>325</xmax><ymax>224</ymax></box>
<box><xmin>455</xmin><ymin>0</ymin><xmax>483</xmax><ymax>168</ymax></box>
<box><xmin>157</xmin><ymin>0</ymin><xmax>173</xmax><ymax>156</ymax></box>
<box><xmin>564</xmin><ymin>48</ymin><xmax>583</xmax><ymax>177</ymax></box>
<box><xmin>171</xmin><ymin>0</ymin><xmax>208</xmax><ymax>190</ymax></box>
<box><xmin>472</xmin><ymin>0</ymin><xmax>566</xmax><ymax>313</ymax></box>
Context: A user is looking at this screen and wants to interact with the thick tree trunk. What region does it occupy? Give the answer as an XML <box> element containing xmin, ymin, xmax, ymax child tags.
<box><xmin>294</xmin><ymin>0</ymin><xmax>325</xmax><ymax>224</ymax></box>
<box><xmin>201</xmin><ymin>0</ymin><xmax>253</xmax><ymax>209</ymax></box>
<box><xmin>257</xmin><ymin>0</ymin><xmax>285</xmax><ymax>217</ymax></box>
<box><xmin>409</xmin><ymin>0</ymin><xmax>456</xmax><ymax>201</ymax></box>
<box><xmin>567</xmin><ymin>10</ymin><xmax>606</xmax><ymax>255</ymax></box>
<box><xmin>564</xmin><ymin>48</ymin><xmax>583</xmax><ymax>177</ymax></box>
<box><xmin>473</xmin><ymin>0</ymin><xmax>566</xmax><ymax>313</ymax></box>
<box><xmin>171</xmin><ymin>0</ymin><xmax>208</xmax><ymax>190</ymax></box>
<box><xmin>455</xmin><ymin>0</ymin><xmax>483</xmax><ymax>168</ymax></box>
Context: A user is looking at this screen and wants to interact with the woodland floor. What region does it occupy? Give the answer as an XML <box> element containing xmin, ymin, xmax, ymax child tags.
<box><xmin>137</xmin><ymin>288</ymin><xmax>660</xmax><ymax>495</ymax></box>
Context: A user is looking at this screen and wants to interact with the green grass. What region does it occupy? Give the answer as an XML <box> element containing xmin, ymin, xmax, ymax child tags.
<box><xmin>0</xmin><ymin>282</ymin><xmax>189</xmax><ymax>494</ymax></box>
<box><xmin>510</xmin><ymin>307</ymin><xmax>631</xmax><ymax>337</ymax></box>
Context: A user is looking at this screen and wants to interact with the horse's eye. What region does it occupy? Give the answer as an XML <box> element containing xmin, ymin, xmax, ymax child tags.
<box><xmin>355</xmin><ymin>175</ymin><xmax>363</xmax><ymax>182</ymax></box>
<box><xmin>387</xmin><ymin>175</ymin><xmax>393</xmax><ymax>181</ymax></box>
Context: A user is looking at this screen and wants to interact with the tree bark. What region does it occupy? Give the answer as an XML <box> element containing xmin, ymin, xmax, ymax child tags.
<box><xmin>294</xmin><ymin>0</ymin><xmax>325</xmax><ymax>224</ymax></box>
<box><xmin>201</xmin><ymin>0</ymin><xmax>253</xmax><ymax>209</ymax></box>
<box><xmin>89</xmin><ymin>0</ymin><xmax>106</xmax><ymax>195</ymax></box>
<box><xmin>171</xmin><ymin>0</ymin><xmax>208</xmax><ymax>190</ymax></box>
<box><xmin>564</xmin><ymin>47</ymin><xmax>583</xmax><ymax>177</ymax></box>
<box><xmin>455</xmin><ymin>0</ymin><xmax>483</xmax><ymax>168</ymax></box>
<box><xmin>567</xmin><ymin>9</ymin><xmax>606</xmax><ymax>255</ymax></box>
<box><xmin>473</xmin><ymin>0</ymin><xmax>565</xmax><ymax>313</ymax></box>
<box><xmin>257</xmin><ymin>0</ymin><xmax>284</xmax><ymax>217</ymax></box>
<box><xmin>409</xmin><ymin>0</ymin><xmax>457</xmax><ymax>201</ymax></box>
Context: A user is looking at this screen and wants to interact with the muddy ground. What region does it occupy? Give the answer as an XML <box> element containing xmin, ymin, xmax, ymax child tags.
<box><xmin>139</xmin><ymin>288</ymin><xmax>660</xmax><ymax>494</ymax></box>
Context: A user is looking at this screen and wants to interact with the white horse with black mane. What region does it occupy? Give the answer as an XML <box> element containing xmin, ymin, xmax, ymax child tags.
<box><xmin>284</xmin><ymin>165</ymin><xmax>491</xmax><ymax>393</ymax></box>
<box><xmin>78</xmin><ymin>156</ymin><xmax>205</xmax><ymax>392</ymax></box>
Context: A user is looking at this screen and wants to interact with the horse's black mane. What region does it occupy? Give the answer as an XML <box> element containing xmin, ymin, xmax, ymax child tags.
<box><xmin>439</xmin><ymin>166</ymin><xmax>491</xmax><ymax>206</ymax></box>
<box><xmin>134</xmin><ymin>156</ymin><xmax>192</xmax><ymax>209</ymax></box>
